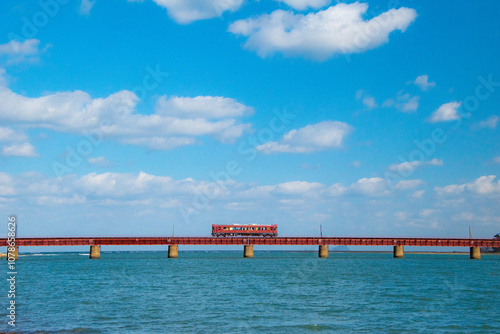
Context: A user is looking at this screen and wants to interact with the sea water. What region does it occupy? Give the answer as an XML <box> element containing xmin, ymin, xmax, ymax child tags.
<box><xmin>1</xmin><ymin>251</ymin><xmax>499</xmax><ymax>333</ymax></box>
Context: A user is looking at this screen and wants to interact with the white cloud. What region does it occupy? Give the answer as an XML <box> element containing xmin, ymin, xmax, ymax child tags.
<box><xmin>87</xmin><ymin>156</ymin><xmax>113</xmax><ymax>168</ymax></box>
<box><xmin>2</xmin><ymin>142</ymin><xmax>38</xmax><ymax>157</ymax></box>
<box><xmin>477</xmin><ymin>115</ymin><xmax>499</xmax><ymax>129</ymax></box>
<box><xmin>383</xmin><ymin>92</ymin><xmax>419</xmax><ymax>112</ymax></box>
<box><xmin>435</xmin><ymin>175</ymin><xmax>500</xmax><ymax>196</ymax></box>
<box><xmin>275</xmin><ymin>181</ymin><xmax>324</xmax><ymax>195</ymax></box>
<box><xmin>419</xmin><ymin>209</ymin><xmax>435</xmax><ymax>217</ymax></box>
<box><xmin>389</xmin><ymin>158</ymin><xmax>443</xmax><ymax>173</ymax></box>
<box><xmin>256</xmin><ymin>121</ymin><xmax>352</xmax><ymax>153</ymax></box>
<box><xmin>80</xmin><ymin>0</ymin><xmax>96</xmax><ymax>15</ymax></box>
<box><xmin>411</xmin><ymin>190</ymin><xmax>425</xmax><ymax>198</ymax></box>
<box><xmin>351</xmin><ymin>177</ymin><xmax>389</xmax><ymax>196</ymax></box>
<box><xmin>362</xmin><ymin>96</ymin><xmax>377</xmax><ymax>109</ymax></box>
<box><xmin>395</xmin><ymin>179</ymin><xmax>424</xmax><ymax>190</ymax></box>
<box><xmin>0</xmin><ymin>74</ymin><xmax>252</xmax><ymax>150</ymax></box>
<box><xmin>0</xmin><ymin>39</ymin><xmax>46</xmax><ymax>65</ymax></box>
<box><xmin>156</xmin><ymin>95</ymin><xmax>253</xmax><ymax>118</ymax></box>
<box><xmin>76</xmin><ymin>171</ymin><xmax>233</xmax><ymax>198</ymax></box>
<box><xmin>121</xmin><ymin>136</ymin><xmax>196</xmax><ymax>150</ymax></box>
<box><xmin>413</xmin><ymin>74</ymin><xmax>435</xmax><ymax>91</ymax></box>
<box><xmin>356</xmin><ymin>90</ymin><xmax>377</xmax><ymax>109</ymax></box>
<box><xmin>36</xmin><ymin>194</ymin><xmax>87</xmax><ymax>206</ymax></box>
<box><xmin>327</xmin><ymin>183</ymin><xmax>348</xmax><ymax>197</ymax></box>
<box><xmin>275</xmin><ymin>0</ymin><xmax>330</xmax><ymax>10</ymax></box>
<box><xmin>246</xmin><ymin>181</ymin><xmax>326</xmax><ymax>198</ymax></box>
<box><xmin>429</xmin><ymin>101</ymin><xmax>464</xmax><ymax>123</ymax></box>
<box><xmin>466</xmin><ymin>175</ymin><xmax>500</xmax><ymax>194</ymax></box>
<box><xmin>0</xmin><ymin>127</ymin><xmax>28</xmax><ymax>142</ymax></box>
<box><xmin>0</xmin><ymin>170</ymin><xmax>416</xmax><ymax>209</ymax></box>
<box><xmin>494</xmin><ymin>157</ymin><xmax>500</xmax><ymax>164</ymax></box>
<box><xmin>228</xmin><ymin>3</ymin><xmax>417</xmax><ymax>60</ymax></box>
<box><xmin>435</xmin><ymin>184</ymin><xmax>466</xmax><ymax>196</ymax></box>
<box><xmin>150</xmin><ymin>0</ymin><xmax>243</xmax><ymax>24</ymax></box>
<box><xmin>397</xmin><ymin>95</ymin><xmax>419</xmax><ymax>112</ymax></box>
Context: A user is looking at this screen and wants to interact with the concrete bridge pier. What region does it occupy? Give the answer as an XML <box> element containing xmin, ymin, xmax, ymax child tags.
<box><xmin>89</xmin><ymin>245</ymin><xmax>100</xmax><ymax>259</ymax></box>
<box><xmin>244</xmin><ymin>245</ymin><xmax>254</xmax><ymax>258</ymax></box>
<box><xmin>6</xmin><ymin>246</ymin><xmax>18</xmax><ymax>260</ymax></box>
<box><xmin>393</xmin><ymin>245</ymin><xmax>404</xmax><ymax>259</ymax></box>
<box><xmin>318</xmin><ymin>245</ymin><xmax>329</xmax><ymax>258</ymax></box>
<box><xmin>168</xmin><ymin>245</ymin><xmax>178</xmax><ymax>258</ymax></box>
<box><xmin>470</xmin><ymin>246</ymin><xmax>481</xmax><ymax>260</ymax></box>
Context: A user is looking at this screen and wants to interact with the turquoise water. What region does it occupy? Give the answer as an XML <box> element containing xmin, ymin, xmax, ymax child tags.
<box><xmin>1</xmin><ymin>251</ymin><xmax>499</xmax><ymax>333</ymax></box>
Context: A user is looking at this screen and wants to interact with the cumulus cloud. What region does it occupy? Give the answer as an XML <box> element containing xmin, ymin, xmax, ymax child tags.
<box><xmin>396</xmin><ymin>95</ymin><xmax>419</xmax><ymax>112</ymax></box>
<box><xmin>411</xmin><ymin>190</ymin><xmax>425</xmax><ymax>198</ymax></box>
<box><xmin>0</xmin><ymin>73</ymin><xmax>252</xmax><ymax>150</ymax></box>
<box><xmin>389</xmin><ymin>158</ymin><xmax>443</xmax><ymax>173</ymax></box>
<box><xmin>429</xmin><ymin>101</ymin><xmax>464</xmax><ymax>123</ymax></box>
<box><xmin>0</xmin><ymin>127</ymin><xmax>28</xmax><ymax>142</ymax></box>
<box><xmin>0</xmin><ymin>39</ymin><xmax>47</xmax><ymax>65</ymax></box>
<box><xmin>256</xmin><ymin>121</ymin><xmax>353</xmax><ymax>153</ymax></box>
<box><xmin>247</xmin><ymin>181</ymin><xmax>326</xmax><ymax>198</ymax></box>
<box><xmin>356</xmin><ymin>90</ymin><xmax>377</xmax><ymax>109</ymax></box>
<box><xmin>156</xmin><ymin>95</ymin><xmax>253</xmax><ymax>118</ymax></box>
<box><xmin>1</xmin><ymin>142</ymin><xmax>39</xmax><ymax>157</ymax></box>
<box><xmin>275</xmin><ymin>0</ymin><xmax>330</xmax><ymax>10</ymax></box>
<box><xmin>0</xmin><ymin>170</ymin><xmax>417</xmax><ymax>209</ymax></box>
<box><xmin>476</xmin><ymin>115</ymin><xmax>499</xmax><ymax>129</ymax></box>
<box><xmin>383</xmin><ymin>92</ymin><xmax>419</xmax><ymax>112</ymax></box>
<box><xmin>149</xmin><ymin>0</ymin><xmax>243</xmax><ymax>24</ymax></box>
<box><xmin>413</xmin><ymin>74</ymin><xmax>435</xmax><ymax>91</ymax></box>
<box><xmin>87</xmin><ymin>156</ymin><xmax>113</xmax><ymax>168</ymax></box>
<box><xmin>351</xmin><ymin>177</ymin><xmax>389</xmax><ymax>196</ymax></box>
<box><xmin>395</xmin><ymin>179</ymin><xmax>424</xmax><ymax>190</ymax></box>
<box><xmin>435</xmin><ymin>175</ymin><xmax>500</xmax><ymax>196</ymax></box>
<box><xmin>228</xmin><ymin>2</ymin><xmax>417</xmax><ymax>60</ymax></box>
<box><xmin>324</xmin><ymin>177</ymin><xmax>391</xmax><ymax>197</ymax></box>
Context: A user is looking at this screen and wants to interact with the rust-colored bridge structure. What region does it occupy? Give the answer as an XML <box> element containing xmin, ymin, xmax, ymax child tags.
<box><xmin>3</xmin><ymin>236</ymin><xmax>500</xmax><ymax>260</ymax></box>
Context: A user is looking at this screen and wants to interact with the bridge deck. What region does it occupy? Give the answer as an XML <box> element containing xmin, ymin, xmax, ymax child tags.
<box><xmin>2</xmin><ymin>237</ymin><xmax>499</xmax><ymax>247</ymax></box>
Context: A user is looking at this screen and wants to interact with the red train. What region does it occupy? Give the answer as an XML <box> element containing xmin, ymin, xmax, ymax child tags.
<box><xmin>212</xmin><ymin>224</ymin><xmax>278</xmax><ymax>237</ymax></box>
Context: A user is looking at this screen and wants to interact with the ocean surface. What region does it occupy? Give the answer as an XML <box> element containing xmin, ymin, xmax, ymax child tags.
<box><xmin>1</xmin><ymin>251</ymin><xmax>499</xmax><ymax>333</ymax></box>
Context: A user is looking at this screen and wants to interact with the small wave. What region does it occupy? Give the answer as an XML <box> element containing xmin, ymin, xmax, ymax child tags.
<box><xmin>79</xmin><ymin>253</ymin><xmax>90</xmax><ymax>256</ymax></box>
<box><xmin>30</xmin><ymin>253</ymin><xmax>60</xmax><ymax>256</ymax></box>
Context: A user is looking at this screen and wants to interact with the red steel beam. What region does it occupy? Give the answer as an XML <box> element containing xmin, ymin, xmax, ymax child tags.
<box><xmin>1</xmin><ymin>237</ymin><xmax>499</xmax><ymax>247</ymax></box>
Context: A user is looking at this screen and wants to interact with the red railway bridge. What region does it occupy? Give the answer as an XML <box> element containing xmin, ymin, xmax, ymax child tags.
<box><xmin>3</xmin><ymin>236</ymin><xmax>500</xmax><ymax>260</ymax></box>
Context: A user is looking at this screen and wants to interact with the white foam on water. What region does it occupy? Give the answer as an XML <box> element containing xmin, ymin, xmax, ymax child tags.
<box><xmin>30</xmin><ymin>254</ymin><xmax>59</xmax><ymax>256</ymax></box>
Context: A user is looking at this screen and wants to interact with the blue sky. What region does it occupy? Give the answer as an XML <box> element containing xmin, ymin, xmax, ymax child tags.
<box><xmin>0</xmin><ymin>0</ymin><xmax>499</xmax><ymax>245</ymax></box>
